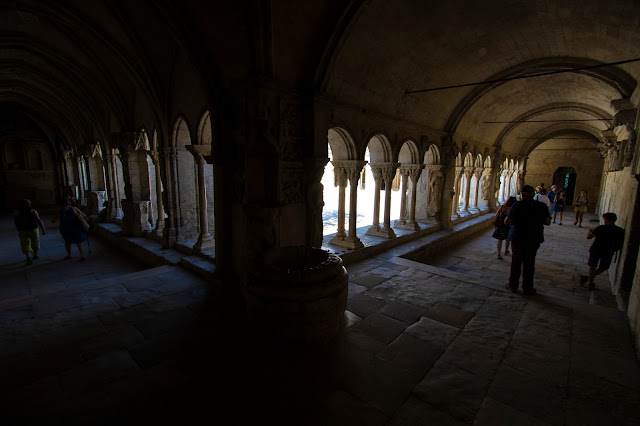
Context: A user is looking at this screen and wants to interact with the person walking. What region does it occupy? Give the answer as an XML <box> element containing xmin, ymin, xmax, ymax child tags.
<box><xmin>574</xmin><ymin>189</ymin><xmax>589</xmax><ymax>227</ymax></box>
<box><xmin>579</xmin><ymin>212</ymin><xmax>625</xmax><ymax>291</ymax></box>
<box><xmin>14</xmin><ymin>199</ymin><xmax>46</xmax><ymax>265</ymax></box>
<box><xmin>534</xmin><ymin>186</ymin><xmax>551</xmax><ymax>211</ymax></box>
<box><xmin>51</xmin><ymin>198</ymin><xmax>88</xmax><ymax>261</ymax></box>
<box><xmin>504</xmin><ymin>185</ymin><xmax>551</xmax><ymax>295</ymax></box>
<box><xmin>492</xmin><ymin>196</ymin><xmax>517</xmax><ymax>259</ymax></box>
<box><xmin>553</xmin><ymin>189</ymin><xmax>566</xmax><ymax>225</ymax></box>
<box><xmin>546</xmin><ymin>185</ymin><xmax>557</xmax><ymax>214</ymax></box>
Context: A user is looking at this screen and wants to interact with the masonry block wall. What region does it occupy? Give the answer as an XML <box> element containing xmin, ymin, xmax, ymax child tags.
<box><xmin>526</xmin><ymin>139</ymin><xmax>603</xmax><ymax>210</ymax></box>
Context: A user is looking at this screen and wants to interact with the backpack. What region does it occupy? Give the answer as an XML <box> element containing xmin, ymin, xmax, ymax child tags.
<box><xmin>491</xmin><ymin>207</ymin><xmax>505</xmax><ymax>227</ymax></box>
<box><xmin>612</xmin><ymin>226</ymin><xmax>624</xmax><ymax>252</ymax></box>
<box><xmin>15</xmin><ymin>209</ymin><xmax>37</xmax><ymax>231</ymax></box>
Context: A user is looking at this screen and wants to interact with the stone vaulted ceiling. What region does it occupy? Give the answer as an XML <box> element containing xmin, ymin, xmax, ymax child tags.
<box><xmin>325</xmin><ymin>0</ymin><xmax>640</xmax><ymax>156</ymax></box>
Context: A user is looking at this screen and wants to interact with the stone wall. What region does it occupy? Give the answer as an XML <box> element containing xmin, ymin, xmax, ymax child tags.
<box><xmin>525</xmin><ymin>139</ymin><xmax>602</xmax><ymax>210</ymax></box>
<box><xmin>597</xmin><ymin>168</ymin><xmax>640</xmax><ymax>357</ymax></box>
<box><xmin>629</xmin><ymin>254</ymin><xmax>640</xmax><ymax>359</ymax></box>
<box><xmin>598</xmin><ymin>170</ymin><xmax>637</xmax><ymax>290</ymax></box>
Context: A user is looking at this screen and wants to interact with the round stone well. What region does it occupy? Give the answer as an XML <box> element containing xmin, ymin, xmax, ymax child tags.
<box><xmin>245</xmin><ymin>246</ymin><xmax>348</xmax><ymax>345</ymax></box>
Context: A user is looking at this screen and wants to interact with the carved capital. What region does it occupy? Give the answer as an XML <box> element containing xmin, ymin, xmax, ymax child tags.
<box><xmin>159</xmin><ymin>147</ymin><xmax>178</xmax><ymax>159</ymax></box>
<box><xmin>186</xmin><ymin>144</ymin><xmax>211</xmax><ymax>165</ymax></box>
<box><xmin>381</xmin><ymin>162</ymin><xmax>400</xmax><ymax>182</ymax></box>
<box><xmin>369</xmin><ymin>164</ymin><xmax>384</xmax><ymax>182</ymax></box>
<box><xmin>333</xmin><ymin>160</ymin><xmax>366</xmax><ymax>183</ymax></box>
<box><xmin>464</xmin><ymin>166</ymin><xmax>474</xmax><ymax>179</ymax></box>
<box><xmin>402</xmin><ymin>164</ymin><xmax>423</xmax><ymax>182</ymax></box>
<box><xmin>149</xmin><ymin>150</ymin><xmax>160</xmax><ymax>165</ymax></box>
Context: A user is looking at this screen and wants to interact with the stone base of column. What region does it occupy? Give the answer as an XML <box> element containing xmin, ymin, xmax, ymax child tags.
<box><xmin>394</xmin><ymin>219</ymin><xmax>407</xmax><ymax>226</ymax></box>
<box><xmin>121</xmin><ymin>200</ymin><xmax>153</xmax><ymax>236</ymax></box>
<box><xmin>193</xmin><ymin>235</ymin><xmax>215</xmax><ymax>252</ymax></box>
<box><xmin>395</xmin><ymin>221</ymin><xmax>421</xmax><ymax>231</ymax></box>
<box><xmin>330</xmin><ymin>235</ymin><xmax>364</xmax><ymax>249</ymax></box>
<box><xmin>366</xmin><ymin>227</ymin><xmax>396</xmax><ymax>239</ymax></box>
<box><xmin>365</xmin><ymin>224</ymin><xmax>381</xmax><ymax>236</ymax></box>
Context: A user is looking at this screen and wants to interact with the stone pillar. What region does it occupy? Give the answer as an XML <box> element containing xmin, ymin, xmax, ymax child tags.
<box><xmin>186</xmin><ymin>145</ymin><xmax>214</xmax><ymax>252</ymax></box>
<box><xmin>116</xmin><ymin>147</ymin><xmax>153</xmax><ymax>236</ymax></box>
<box><xmin>507</xmin><ymin>171</ymin><xmax>515</xmax><ymax>197</ymax></box>
<box><xmin>406</xmin><ymin>165</ymin><xmax>423</xmax><ymax>230</ymax></box>
<box><xmin>77</xmin><ymin>156</ymin><xmax>88</xmax><ymax>206</ymax></box>
<box><xmin>159</xmin><ymin>147</ymin><xmax>179</xmax><ymax>247</ymax></box>
<box><xmin>499</xmin><ymin>170</ymin><xmax>507</xmax><ymax>203</ymax></box>
<box><xmin>380</xmin><ymin>163</ymin><xmax>399</xmax><ymax>238</ymax></box>
<box><xmin>365</xmin><ymin>165</ymin><xmax>384</xmax><ymax>235</ymax></box>
<box><xmin>517</xmin><ymin>170</ymin><xmax>525</xmax><ymax>193</ymax></box>
<box><xmin>394</xmin><ymin>166</ymin><xmax>410</xmax><ymax>226</ymax></box>
<box><xmin>440</xmin><ymin>165</ymin><xmax>456</xmax><ymax>231</ymax></box>
<box><xmin>329</xmin><ymin>163</ymin><xmax>348</xmax><ymax>245</ymax></box>
<box><xmin>343</xmin><ymin>161</ymin><xmax>366</xmax><ymax>248</ymax></box>
<box><xmin>306</xmin><ymin>157</ymin><xmax>329</xmax><ymax>248</ymax></box>
<box><xmin>471</xmin><ymin>168</ymin><xmax>483</xmax><ymax>211</ymax></box>
<box><xmin>461</xmin><ymin>167</ymin><xmax>473</xmax><ymax>213</ymax></box>
<box><xmin>87</xmin><ymin>191</ymin><xmax>106</xmax><ymax>215</ymax></box>
<box><xmin>426</xmin><ymin>165</ymin><xmax>444</xmax><ymax>221</ymax></box>
<box><xmin>149</xmin><ymin>150</ymin><xmax>165</xmax><ymax>236</ymax></box>
<box><xmin>451</xmin><ymin>167</ymin><xmax>463</xmax><ymax>218</ymax></box>
<box><xmin>103</xmin><ymin>153</ymin><xmax>118</xmax><ymax>220</ymax></box>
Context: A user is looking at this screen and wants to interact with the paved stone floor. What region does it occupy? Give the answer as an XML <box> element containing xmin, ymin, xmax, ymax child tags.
<box><xmin>1</xmin><ymin>213</ymin><xmax>639</xmax><ymax>425</ymax></box>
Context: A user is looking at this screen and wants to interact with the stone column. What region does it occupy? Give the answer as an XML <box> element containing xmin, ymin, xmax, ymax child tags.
<box><xmin>451</xmin><ymin>167</ymin><xmax>463</xmax><ymax>218</ymax></box>
<box><xmin>329</xmin><ymin>163</ymin><xmax>348</xmax><ymax>246</ymax></box>
<box><xmin>405</xmin><ymin>165</ymin><xmax>423</xmax><ymax>230</ymax></box>
<box><xmin>76</xmin><ymin>156</ymin><xmax>86</xmax><ymax>205</ymax></box>
<box><xmin>186</xmin><ymin>145</ymin><xmax>214</xmax><ymax>252</ymax></box>
<box><xmin>342</xmin><ymin>161</ymin><xmax>366</xmax><ymax>248</ymax></box>
<box><xmin>499</xmin><ymin>170</ymin><xmax>507</xmax><ymax>203</ymax></box>
<box><xmin>394</xmin><ymin>166</ymin><xmax>410</xmax><ymax>226</ymax></box>
<box><xmin>517</xmin><ymin>170</ymin><xmax>525</xmax><ymax>192</ymax></box>
<box><xmin>506</xmin><ymin>170</ymin><xmax>515</xmax><ymax>197</ymax></box>
<box><xmin>440</xmin><ymin>165</ymin><xmax>456</xmax><ymax>231</ymax></box>
<box><xmin>159</xmin><ymin>147</ymin><xmax>179</xmax><ymax>247</ymax></box>
<box><xmin>460</xmin><ymin>167</ymin><xmax>473</xmax><ymax>214</ymax></box>
<box><xmin>149</xmin><ymin>150</ymin><xmax>165</xmax><ymax>236</ymax></box>
<box><xmin>379</xmin><ymin>163</ymin><xmax>399</xmax><ymax>238</ymax></box>
<box><xmin>365</xmin><ymin>164</ymin><xmax>384</xmax><ymax>235</ymax></box>
<box><xmin>471</xmin><ymin>168</ymin><xmax>483</xmax><ymax>211</ymax></box>
<box><xmin>103</xmin><ymin>153</ymin><xmax>118</xmax><ymax>220</ymax></box>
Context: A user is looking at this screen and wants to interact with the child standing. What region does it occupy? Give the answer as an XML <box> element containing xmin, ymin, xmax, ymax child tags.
<box><xmin>579</xmin><ymin>212</ymin><xmax>624</xmax><ymax>290</ymax></box>
<box><xmin>574</xmin><ymin>189</ymin><xmax>589</xmax><ymax>227</ymax></box>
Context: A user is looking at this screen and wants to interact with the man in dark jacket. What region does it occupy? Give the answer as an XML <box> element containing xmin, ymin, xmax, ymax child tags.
<box><xmin>504</xmin><ymin>185</ymin><xmax>552</xmax><ymax>295</ymax></box>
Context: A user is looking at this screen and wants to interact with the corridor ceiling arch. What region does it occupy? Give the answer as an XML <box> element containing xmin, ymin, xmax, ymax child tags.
<box><xmin>321</xmin><ymin>0</ymin><xmax>640</xmax><ymax>158</ymax></box>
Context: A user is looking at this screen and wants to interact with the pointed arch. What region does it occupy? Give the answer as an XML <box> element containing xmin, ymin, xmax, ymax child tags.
<box><xmin>197</xmin><ymin>111</ymin><xmax>212</xmax><ymax>145</ymax></box>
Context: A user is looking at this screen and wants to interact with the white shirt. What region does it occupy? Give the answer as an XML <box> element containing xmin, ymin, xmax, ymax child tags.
<box><xmin>534</xmin><ymin>193</ymin><xmax>551</xmax><ymax>209</ymax></box>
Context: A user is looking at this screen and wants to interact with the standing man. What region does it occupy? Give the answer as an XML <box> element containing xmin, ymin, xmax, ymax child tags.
<box><xmin>14</xmin><ymin>198</ymin><xmax>46</xmax><ymax>265</ymax></box>
<box><xmin>579</xmin><ymin>212</ymin><xmax>625</xmax><ymax>290</ymax></box>
<box><xmin>546</xmin><ymin>184</ymin><xmax>557</xmax><ymax>215</ymax></box>
<box><xmin>504</xmin><ymin>185</ymin><xmax>551</xmax><ymax>295</ymax></box>
<box><xmin>534</xmin><ymin>186</ymin><xmax>551</xmax><ymax>211</ymax></box>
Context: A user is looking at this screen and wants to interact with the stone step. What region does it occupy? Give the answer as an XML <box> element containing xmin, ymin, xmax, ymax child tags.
<box><xmin>180</xmin><ymin>255</ymin><xmax>216</xmax><ymax>281</ymax></box>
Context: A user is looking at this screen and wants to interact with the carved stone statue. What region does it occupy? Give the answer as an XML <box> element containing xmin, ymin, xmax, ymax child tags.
<box><xmin>494</xmin><ymin>173</ymin><xmax>501</xmax><ymax>199</ymax></box>
<box><xmin>481</xmin><ymin>174</ymin><xmax>491</xmax><ymax>201</ymax></box>
<box><xmin>427</xmin><ymin>169</ymin><xmax>444</xmax><ymax>220</ymax></box>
